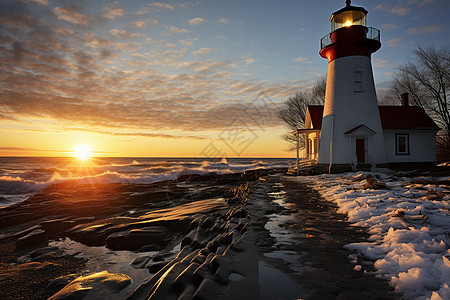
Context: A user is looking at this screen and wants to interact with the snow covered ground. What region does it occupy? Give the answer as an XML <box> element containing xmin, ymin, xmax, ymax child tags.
<box><xmin>300</xmin><ymin>172</ymin><xmax>450</xmax><ymax>300</ymax></box>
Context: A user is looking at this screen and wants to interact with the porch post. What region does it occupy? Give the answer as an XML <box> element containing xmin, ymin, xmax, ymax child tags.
<box><xmin>296</xmin><ymin>132</ymin><xmax>300</xmax><ymax>176</ymax></box>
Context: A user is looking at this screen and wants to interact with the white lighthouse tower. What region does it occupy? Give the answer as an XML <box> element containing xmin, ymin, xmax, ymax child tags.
<box><xmin>317</xmin><ymin>0</ymin><xmax>387</xmax><ymax>172</ymax></box>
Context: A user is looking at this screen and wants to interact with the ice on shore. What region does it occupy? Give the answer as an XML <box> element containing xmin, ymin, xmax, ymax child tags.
<box><xmin>300</xmin><ymin>172</ymin><xmax>450</xmax><ymax>300</ymax></box>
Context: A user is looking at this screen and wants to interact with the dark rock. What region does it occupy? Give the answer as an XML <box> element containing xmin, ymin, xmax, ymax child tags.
<box><xmin>139</xmin><ymin>244</ymin><xmax>163</xmax><ymax>252</ymax></box>
<box><xmin>173</xmin><ymin>262</ymin><xmax>200</xmax><ymax>293</ymax></box>
<box><xmin>153</xmin><ymin>255</ymin><xmax>165</xmax><ymax>262</ymax></box>
<box><xmin>192</xmin><ymin>277</ymin><xmax>223</xmax><ymax>300</ymax></box>
<box><xmin>46</xmin><ymin>274</ymin><xmax>78</xmax><ymax>297</ymax></box>
<box><xmin>192</xmin><ymin>261</ymin><xmax>212</xmax><ymax>286</ymax></box>
<box><xmin>190</xmin><ymin>253</ymin><xmax>207</xmax><ymax>265</ymax></box>
<box><xmin>16</xmin><ymin>229</ymin><xmax>48</xmax><ymax>249</ymax></box>
<box><xmin>147</xmin><ymin>261</ymin><xmax>168</xmax><ymax>273</ymax></box>
<box><xmin>29</xmin><ymin>246</ymin><xmax>60</xmax><ymax>259</ymax></box>
<box><xmin>131</xmin><ymin>256</ymin><xmax>151</xmax><ymax>268</ymax></box>
<box><xmin>106</xmin><ymin>226</ymin><xmax>172</xmax><ymax>251</ymax></box>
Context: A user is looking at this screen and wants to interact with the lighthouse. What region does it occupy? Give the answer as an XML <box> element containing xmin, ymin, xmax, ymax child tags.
<box><xmin>317</xmin><ymin>0</ymin><xmax>387</xmax><ymax>172</ymax></box>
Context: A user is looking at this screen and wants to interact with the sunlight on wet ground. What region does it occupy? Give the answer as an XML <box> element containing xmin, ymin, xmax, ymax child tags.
<box><xmin>260</xmin><ymin>182</ymin><xmax>307</xmax><ymax>296</ymax></box>
<box><xmin>50</xmin><ymin>237</ymin><xmax>156</xmax><ymax>298</ymax></box>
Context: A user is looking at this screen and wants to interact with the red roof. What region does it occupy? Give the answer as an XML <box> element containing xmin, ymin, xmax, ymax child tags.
<box><xmin>307</xmin><ymin>105</ymin><xmax>324</xmax><ymax>129</ymax></box>
<box><xmin>306</xmin><ymin>105</ymin><xmax>440</xmax><ymax>130</ymax></box>
<box><xmin>378</xmin><ymin>106</ymin><xmax>440</xmax><ymax>130</ymax></box>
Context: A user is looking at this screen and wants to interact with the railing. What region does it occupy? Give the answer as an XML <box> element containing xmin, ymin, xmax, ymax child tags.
<box><xmin>320</xmin><ymin>26</ymin><xmax>380</xmax><ymax>50</ymax></box>
<box><xmin>367</xmin><ymin>27</ymin><xmax>380</xmax><ymax>42</ymax></box>
<box><xmin>288</xmin><ymin>159</ymin><xmax>317</xmax><ymax>175</ymax></box>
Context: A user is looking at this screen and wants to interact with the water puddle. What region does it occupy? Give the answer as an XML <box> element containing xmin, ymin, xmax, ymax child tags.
<box><xmin>265</xmin><ymin>214</ymin><xmax>306</xmax><ymax>245</ymax></box>
<box><xmin>258</xmin><ymin>260</ymin><xmax>303</xmax><ymax>300</ymax></box>
<box><xmin>264</xmin><ymin>250</ymin><xmax>304</xmax><ymax>273</ymax></box>
<box><xmin>50</xmin><ymin>237</ymin><xmax>155</xmax><ymax>298</ymax></box>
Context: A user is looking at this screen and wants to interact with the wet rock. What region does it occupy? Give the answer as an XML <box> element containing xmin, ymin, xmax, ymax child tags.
<box><xmin>0</xmin><ymin>212</ymin><xmax>37</xmax><ymax>226</ymax></box>
<box><xmin>192</xmin><ymin>261</ymin><xmax>212</xmax><ymax>286</ymax></box>
<box><xmin>48</xmin><ymin>271</ymin><xmax>131</xmax><ymax>300</ymax></box>
<box><xmin>40</xmin><ymin>218</ymin><xmax>75</xmax><ymax>235</ymax></box>
<box><xmin>152</xmin><ymin>254</ymin><xmax>165</xmax><ymax>262</ymax></box>
<box><xmin>193</xmin><ymin>277</ymin><xmax>223</xmax><ymax>300</ymax></box>
<box><xmin>199</xmin><ymin>216</ymin><xmax>214</xmax><ymax>229</ymax></box>
<box><xmin>147</xmin><ymin>261</ymin><xmax>168</xmax><ymax>273</ymax></box>
<box><xmin>191</xmin><ymin>253</ymin><xmax>207</xmax><ymax>265</ymax></box>
<box><xmin>131</xmin><ymin>256</ymin><xmax>151</xmax><ymax>269</ymax></box>
<box><xmin>174</xmin><ymin>262</ymin><xmax>200</xmax><ymax>292</ymax></box>
<box><xmin>29</xmin><ymin>246</ymin><xmax>60</xmax><ymax>259</ymax></box>
<box><xmin>16</xmin><ymin>228</ymin><xmax>48</xmax><ymax>249</ymax></box>
<box><xmin>106</xmin><ymin>226</ymin><xmax>172</xmax><ymax>251</ymax></box>
<box><xmin>46</xmin><ymin>274</ymin><xmax>78</xmax><ymax>297</ymax></box>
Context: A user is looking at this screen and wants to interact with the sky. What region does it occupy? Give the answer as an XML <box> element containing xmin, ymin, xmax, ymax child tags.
<box><xmin>0</xmin><ymin>0</ymin><xmax>449</xmax><ymax>158</ymax></box>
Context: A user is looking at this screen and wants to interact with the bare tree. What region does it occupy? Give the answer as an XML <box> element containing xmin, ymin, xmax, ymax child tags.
<box><xmin>278</xmin><ymin>76</ymin><xmax>326</xmax><ymax>150</ymax></box>
<box><xmin>392</xmin><ymin>45</ymin><xmax>450</xmax><ymax>161</ymax></box>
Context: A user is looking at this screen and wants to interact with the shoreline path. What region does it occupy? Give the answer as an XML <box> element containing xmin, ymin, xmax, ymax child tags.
<box><xmin>238</xmin><ymin>175</ymin><xmax>398</xmax><ymax>299</ymax></box>
<box><xmin>127</xmin><ymin>174</ymin><xmax>399</xmax><ymax>299</ymax></box>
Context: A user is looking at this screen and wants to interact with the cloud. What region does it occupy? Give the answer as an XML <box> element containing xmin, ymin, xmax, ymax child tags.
<box><xmin>0</xmin><ymin>146</ymin><xmax>55</xmax><ymax>155</ymax></box>
<box><xmin>418</xmin><ymin>0</ymin><xmax>435</xmax><ymax>7</ymax></box>
<box><xmin>407</xmin><ymin>24</ymin><xmax>444</xmax><ymax>34</ymax></box>
<box><xmin>218</xmin><ymin>18</ymin><xmax>230</xmax><ymax>25</ymax></box>
<box><xmin>373</xmin><ymin>58</ymin><xmax>394</xmax><ymax>68</ymax></box>
<box><xmin>61</xmin><ymin>127</ymin><xmax>210</xmax><ymax>140</ymax></box>
<box><xmin>103</xmin><ymin>4</ymin><xmax>125</xmax><ymax>19</ymax></box>
<box><xmin>179</xmin><ymin>39</ymin><xmax>196</xmax><ymax>46</ymax></box>
<box><xmin>131</xmin><ymin>21</ymin><xmax>147</xmax><ymax>28</ymax></box>
<box><xmin>0</xmin><ymin>147</ymin><xmax>46</xmax><ymax>152</ymax></box>
<box><xmin>31</xmin><ymin>0</ymin><xmax>48</xmax><ymax>4</ymax></box>
<box><xmin>137</xmin><ymin>2</ymin><xmax>174</xmax><ymax>15</ymax></box>
<box><xmin>0</xmin><ymin>0</ymin><xmax>304</xmax><ymax>141</ymax></box>
<box><xmin>294</xmin><ymin>57</ymin><xmax>308</xmax><ymax>62</ymax></box>
<box><xmin>167</xmin><ymin>26</ymin><xmax>189</xmax><ymax>35</ymax></box>
<box><xmin>148</xmin><ymin>2</ymin><xmax>174</xmax><ymax>10</ymax></box>
<box><xmin>245</xmin><ymin>58</ymin><xmax>255</xmax><ymax>64</ymax></box>
<box><xmin>54</xmin><ymin>5</ymin><xmax>90</xmax><ymax>25</ymax></box>
<box><xmin>188</xmin><ymin>17</ymin><xmax>207</xmax><ymax>25</ymax></box>
<box><xmin>110</xmin><ymin>29</ymin><xmax>139</xmax><ymax>39</ymax></box>
<box><xmin>192</xmin><ymin>48</ymin><xmax>212</xmax><ymax>55</ymax></box>
<box><xmin>382</xmin><ymin>23</ymin><xmax>399</xmax><ymax>30</ymax></box>
<box><xmin>374</xmin><ymin>4</ymin><xmax>410</xmax><ymax>16</ymax></box>
<box><xmin>375</xmin><ymin>0</ymin><xmax>440</xmax><ymax>16</ymax></box>
<box><xmin>386</xmin><ymin>38</ymin><xmax>402</xmax><ymax>47</ymax></box>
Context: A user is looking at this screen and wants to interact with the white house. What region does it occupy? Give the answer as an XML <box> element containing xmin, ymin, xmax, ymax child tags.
<box><xmin>294</xmin><ymin>1</ymin><xmax>440</xmax><ymax>172</ymax></box>
<box><xmin>297</xmin><ymin>97</ymin><xmax>440</xmax><ymax>171</ymax></box>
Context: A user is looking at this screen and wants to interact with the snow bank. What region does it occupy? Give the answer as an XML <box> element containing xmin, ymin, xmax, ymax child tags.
<box><xmin>300</xmin><ymin>172</ymin><xmax>450</xmax><ymax>300</ymax></box>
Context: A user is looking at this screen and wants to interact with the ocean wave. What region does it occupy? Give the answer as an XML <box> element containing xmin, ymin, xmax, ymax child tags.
<box><xmin>0</xmin><ymin>176</ymin><xmax>46</xmax><ymax>195</ymax></box>
<box><xmin>0</xmin><ymin>158</ymin><xmax>288</xmax><ymax>207</ymax></box>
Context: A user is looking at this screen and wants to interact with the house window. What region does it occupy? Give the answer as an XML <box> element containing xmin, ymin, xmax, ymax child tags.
<box><xmin>353</xmin><ymin>71</ymin><xmax>362</xmax><ymax>92</ymax></box>
<box><xmin>396</xmin><ymin>134</ymin><xmax>410</xmax><ymax>155</ymax></box>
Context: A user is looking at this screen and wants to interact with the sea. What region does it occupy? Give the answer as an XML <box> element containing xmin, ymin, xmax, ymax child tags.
<box><xmin>0</xmin><ymin>157</ymin><xmax>291</xmax><ymax>208</ymax></box>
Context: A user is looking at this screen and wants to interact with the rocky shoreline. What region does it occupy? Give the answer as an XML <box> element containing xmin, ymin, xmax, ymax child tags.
<box><xmin>0</xmin><ymin>169</ymin><xmax>398</xmax><ymax>299</ymax></box>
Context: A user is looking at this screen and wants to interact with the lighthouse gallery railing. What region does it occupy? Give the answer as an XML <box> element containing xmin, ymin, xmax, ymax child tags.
<box><xmin>320</xmin><ymin>27</ymin><xmax>380</xmax><ymax>50</ymax></box>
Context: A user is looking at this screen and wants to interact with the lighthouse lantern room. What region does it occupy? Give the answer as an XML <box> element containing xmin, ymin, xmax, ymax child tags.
<box><xmin>330</xmin><ymin>0</ymin><xmax>366</xmax><ymax>30</ymax></box>
<box><xmin>317</xmin><ymin>0</ymin><xmax>388</xmax><ymax>172</ymax></box>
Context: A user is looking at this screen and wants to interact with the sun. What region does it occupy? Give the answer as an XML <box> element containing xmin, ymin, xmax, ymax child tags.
<box><xmin>73</xmin><ymin>145</ymin><xmax>93</xmax><ymax>161</ymax></box>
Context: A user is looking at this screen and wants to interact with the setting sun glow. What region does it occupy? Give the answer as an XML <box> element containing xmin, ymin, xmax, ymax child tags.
<box><xmin>73</xmin><ymin>145</ymin><xmax>93</xmax><ymax>161</ymax></box>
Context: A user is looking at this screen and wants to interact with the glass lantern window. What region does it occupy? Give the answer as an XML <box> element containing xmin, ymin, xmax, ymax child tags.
<box><xmin>331</xmin><ymin>10</ymin><xmax>366</xmax><ymax>31</ymax></box>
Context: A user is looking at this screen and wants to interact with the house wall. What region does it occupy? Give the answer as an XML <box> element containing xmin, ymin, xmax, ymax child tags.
<box><xmin>383</xmin><ymin>130</ymin><xmax>437</xmax><ymax>163</ymax></box>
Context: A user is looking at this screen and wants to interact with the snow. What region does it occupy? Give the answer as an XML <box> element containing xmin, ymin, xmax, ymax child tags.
<box><xmin>300</xmin><ymin>172</ymin><xmax>450</xmax><ymax>300</ymax></box>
